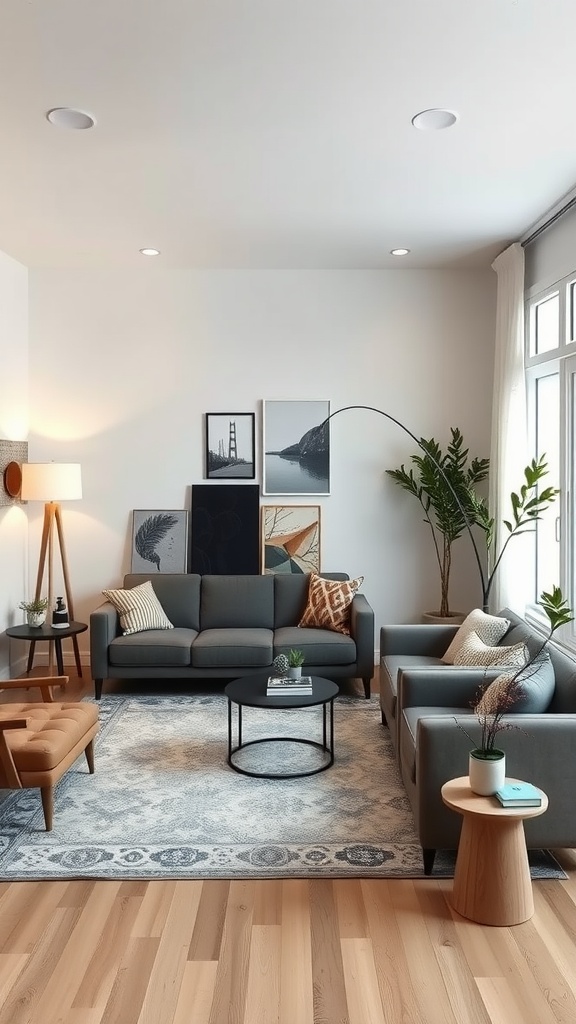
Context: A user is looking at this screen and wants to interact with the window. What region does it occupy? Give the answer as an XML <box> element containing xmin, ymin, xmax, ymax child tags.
<box><xmin>526</xmin><ymin>274</ymin><xmax>576</xmax><ymax>645</ymax></box>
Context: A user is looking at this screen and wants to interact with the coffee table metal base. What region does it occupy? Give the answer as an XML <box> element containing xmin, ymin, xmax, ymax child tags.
<box><xmin>227</xmin><ymin>701</ymin><xmax>334</xmax><ymax>779</ymax></box>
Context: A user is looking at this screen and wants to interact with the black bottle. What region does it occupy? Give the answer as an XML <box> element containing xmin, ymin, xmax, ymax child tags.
<box><xmin>52</xmin><ymin>597</ymin><xmax>69</xmax><ymax>629</ymax></box>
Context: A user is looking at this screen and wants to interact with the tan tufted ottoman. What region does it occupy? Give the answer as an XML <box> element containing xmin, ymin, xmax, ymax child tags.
<box><xmin>0</xmin><ymin>701</ymin><xmax>99</xmax><ymax>830</ymax></box>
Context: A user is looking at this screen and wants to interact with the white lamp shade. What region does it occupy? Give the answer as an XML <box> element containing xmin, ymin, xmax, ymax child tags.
<box><xmin>20</xmin><ymin>463</ymin><xmax>82</xmax><ymax>501</ymax></box>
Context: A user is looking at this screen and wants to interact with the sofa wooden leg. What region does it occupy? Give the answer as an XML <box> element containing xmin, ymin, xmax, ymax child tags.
<box><xmin>85</xmin><ymin>739</ymin><xmax>95</xmax><ymax>774</ymax></box>
<box><xmin>362</xmin><ymin>677</ymin><xmax>371</xmax><ymax>699</ymax></box>
<box><xmin>381</xmin><ymin>709</ymin><xmax>387</xmax><ymax>726</ymax></box>
<box><xmin>94</xmin><ymin>679</ymin><xmax>103</xmax><ymax>700</ymax></box>
<box><xmin>41</xmin><ymin>787</ymin><xmax>54</xmax><ymax>831</ymax></box>
<box><xmin>423</xmin><ymin>848</ymin><xmax>436</xmax><ymax>875</ymax></box>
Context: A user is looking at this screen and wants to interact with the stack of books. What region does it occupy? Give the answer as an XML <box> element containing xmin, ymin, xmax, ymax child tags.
<box><xmin>494</xmin><ymin>782</ymin><xmax>542</xmax><ymax>807</ymax></box>
<box><xmin>266</xmin><ymin>675</ymin><xmax>313</xmax><ymax>696</ymax></box>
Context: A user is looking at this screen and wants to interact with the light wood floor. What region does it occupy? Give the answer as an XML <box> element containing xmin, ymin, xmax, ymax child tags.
<box><xmin>2</xmin><ymin>669</ymin><xmax>576</xmax><ymax>1023</ymax></box>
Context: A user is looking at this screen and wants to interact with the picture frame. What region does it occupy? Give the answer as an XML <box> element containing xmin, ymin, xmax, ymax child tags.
<box><xmin>130</xmin><ymin>510</ymin><xmax>189</xmax><ymax>573</ymax></box>
<box><xmin>191</xmin><ymin>484</ymin><xmax>260</xmax><ymax>573</ymax></box>
<box><xmin>263</xmin><ymin>399</ymin><xmax>330</xmax><ymax>495</ymax></box>
<box><xmin>261</xmin><ymin>504</ymin><xmax>321</xmax><ymax>575</ymax></box>
<box><xmin>205</xmin><ymin>412</ymin><xmax>256</xmax><ymax>479</ymax></box>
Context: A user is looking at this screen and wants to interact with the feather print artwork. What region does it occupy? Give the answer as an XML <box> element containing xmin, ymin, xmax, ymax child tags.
<box><xmin>134</xmin><ymin>513</ymin><xmax>179</xmax><ymax>570</ymax></box>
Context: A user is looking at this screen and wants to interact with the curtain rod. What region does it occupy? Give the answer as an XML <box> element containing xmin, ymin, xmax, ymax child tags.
<box><xmin>521</xmin><ymin>192</ymin><xmax>576</xmax><ymax>247</ymax></box>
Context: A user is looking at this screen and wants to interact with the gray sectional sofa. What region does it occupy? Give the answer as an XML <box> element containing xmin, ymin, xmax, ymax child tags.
<box><xmin>90</xmin><ymin>571</ymin><xmax>375</xmax><ymax>700</ymax></box>
<box><xmin>380</xmin><ymin>608</ymin><xmax>576</xmax><ymax>872</ymax></box>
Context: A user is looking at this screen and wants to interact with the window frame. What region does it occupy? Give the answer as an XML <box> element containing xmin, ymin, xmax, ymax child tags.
<box><xmin>525</xmin><ymin>272</ymin><xmax>576</xmax><ymax>647</ymax></box>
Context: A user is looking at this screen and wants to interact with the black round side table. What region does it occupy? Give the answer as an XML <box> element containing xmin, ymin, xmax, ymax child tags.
<box><xmin>6</xmin><ymin>621</ymin><xmax>88</xmax><ymax>676</ymax></box>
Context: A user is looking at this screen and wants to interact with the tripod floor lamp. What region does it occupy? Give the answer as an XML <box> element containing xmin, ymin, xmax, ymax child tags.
<box><xmin>20</xmin><ymin>462</ymin><xmax>83</xmax><ymax>676</ymax></box>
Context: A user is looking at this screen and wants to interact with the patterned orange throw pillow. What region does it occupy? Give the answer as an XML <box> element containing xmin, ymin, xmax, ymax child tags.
<box><xmin>298</xmin><ymin>573</ymin><xmax>364</xmax><ymax>634</ymax></box>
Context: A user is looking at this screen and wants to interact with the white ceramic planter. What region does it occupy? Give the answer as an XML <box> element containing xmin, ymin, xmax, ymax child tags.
<box><xmin>469</xmin><ymin>749</ymin><xmax>506</xmax><ymax>796</ymax></box>
<box><xmin>26</xmin><ymin>612</ymin><xmax>46</xmax><ymax>627</ymax></box>
<box><xmin>287</xmin><ymin>667</ymin><xmax>302</xmax><ymax>679</ymax></box>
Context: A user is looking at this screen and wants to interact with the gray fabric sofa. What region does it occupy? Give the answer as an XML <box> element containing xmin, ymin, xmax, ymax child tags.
<box><xmin>380</xmin><ymin>608</ymin><xmax>576</xmax><ymax>873</ymax></box>
<box><xmin>90</xmin><ymin>571</ymin><xmax>374</xmax><ymax>700</ymax></box>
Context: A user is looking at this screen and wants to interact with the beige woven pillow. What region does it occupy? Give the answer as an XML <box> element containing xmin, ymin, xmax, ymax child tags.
<box><xmin>103</xmin><ymin>580</ymin><xmax>174</xmax><ymax>635</ymax></box>
<box><xmin>453</xmin><ymin>631</ymin><xmax>527</xmax><ymax>667</ymax></box>
<box><xmin>298</xmin><ymin>573</ymin><xmax>364</xmax><ymax>635</ymax></box>
<box><xmin>442</xmin><ymin>609</ymin><xmax>510</xmax><ymax>665</ymax></box>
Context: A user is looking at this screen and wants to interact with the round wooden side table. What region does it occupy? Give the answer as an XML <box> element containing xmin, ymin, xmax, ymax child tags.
<box><xmin>441</xmin><ymin>776</ymin><xmax>548</xmax><ymax>926</ymax></box>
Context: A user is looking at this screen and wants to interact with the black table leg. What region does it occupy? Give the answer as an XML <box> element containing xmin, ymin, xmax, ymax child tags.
<box><xmin>27</xmin><ymin>641</ymin><xmax>36</xmax><ymax>672</ymax></box>
<box><xmin>54</xmin><ymin>639</ymin><xmax>64</xmax><ymax>675</ymax></box>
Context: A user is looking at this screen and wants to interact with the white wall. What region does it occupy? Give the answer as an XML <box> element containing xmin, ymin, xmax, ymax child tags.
<box><xmin>0</xmin><ymin>249</ymin><xmax>28</xmax><ymax>677</ymax></box>
<box><xmin>28</xmin><ymin>267</ymin><xmax>496</xmax><ymax>661</ymax></box>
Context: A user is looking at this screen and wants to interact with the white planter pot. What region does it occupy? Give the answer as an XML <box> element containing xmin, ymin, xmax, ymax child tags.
<box><xmin>26</xmin><ymin>611</ymin><xmax>46</xmax><ymax>627</ymax></box>
<box><xmin>287</xmin><ymin>667</ymin><xmax>302</xmax><ymax>679</ymax></box>
<box><xmin>469</xmin><ymin>749</ymin><xmax>506</xmax><ymax>796</ymax></box>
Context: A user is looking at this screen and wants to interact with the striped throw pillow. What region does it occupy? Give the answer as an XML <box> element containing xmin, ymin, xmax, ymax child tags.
<box><xmin>103</xmin><ymin>580</ymin><xmax>174</xmax><ymax>635</ymax></box>
<box><xmin>298</xmin><ymin>573</ymin><xmax>364</xmax><ymax>635</ymax></box>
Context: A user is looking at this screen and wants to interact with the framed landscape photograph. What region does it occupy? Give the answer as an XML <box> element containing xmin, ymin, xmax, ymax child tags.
<box><xmin>205</xmin><ymin>412</ymin><xmax>255</xmax><ymax>479</ymax></box>
<box><xmin>263</xmin><ymin>399</ymin><xmax>330</xmax><ymax>495</ymax></box>
<box><xmin>261</xmin><ymin>504</ymin><xmax>321</xmax><ymax>575</ymax></box>
<box><xmin>130</xmin><ymin>510</ymin><xmax>188</xmax><ymax>573</ymax></box>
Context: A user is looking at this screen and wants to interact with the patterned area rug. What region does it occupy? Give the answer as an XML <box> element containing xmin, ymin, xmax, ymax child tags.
<box><xmin>0</xmin><ymin>693</ymin><xmax>565</xmax><ymax>880</ymax></box>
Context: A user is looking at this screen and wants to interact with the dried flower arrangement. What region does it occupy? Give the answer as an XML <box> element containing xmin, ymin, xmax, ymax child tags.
<box><xmin>457</xmin><ymin>586</ymin><xmax>573</xmax><ymax>759</ymax></box>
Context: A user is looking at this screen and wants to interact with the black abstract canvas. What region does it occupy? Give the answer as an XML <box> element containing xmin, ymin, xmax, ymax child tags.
<box><xmin>190</xmin><ymin>484</ymin><xmax>260</xmax><ymax>574</ymax></box>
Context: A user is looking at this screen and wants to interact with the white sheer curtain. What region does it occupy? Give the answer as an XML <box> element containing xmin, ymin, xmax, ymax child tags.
<box><xmin>488</xmin><ymin>242</ymin><xmax>528</xmax><ymax>613</ymax></box>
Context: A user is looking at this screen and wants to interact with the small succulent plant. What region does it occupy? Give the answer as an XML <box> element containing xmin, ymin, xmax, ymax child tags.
<box><xmin>272</xmin><ymin>653</ymin><xmax>289</xmax><ymax>674</ymax></box>
<box><xmin>288</xmin><ymin>648</ymin><xmax>305</xmax><ymax>667</ymax></box>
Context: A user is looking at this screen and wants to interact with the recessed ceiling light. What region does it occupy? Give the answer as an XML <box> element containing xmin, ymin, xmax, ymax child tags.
<box><xmin>390</xmin><ymin>248</ymin><xmax>411</xmax><ymax>256</ymax></box>
<box><xmin>411</xmin><ymin>108</ymin><xmax>458</xmax><ymax>131</ymax></box>
<box><xmin>46</xmin><ymin>107</ymin><xmax>96</xmax><ymax>130</ymax></box>
<box><xmin>139</xmin><ymin>248</ymin><xmax>161</xmax><ymax>256</ymax></box>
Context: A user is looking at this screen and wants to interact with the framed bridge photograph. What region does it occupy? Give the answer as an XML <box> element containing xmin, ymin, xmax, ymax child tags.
<box><xmin>205</xmin><ymin>412</ymin><xmax>256</xmax><ymax>479</ymax></box>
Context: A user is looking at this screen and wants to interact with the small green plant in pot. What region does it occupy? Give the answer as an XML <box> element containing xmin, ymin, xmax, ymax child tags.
<box><xmin>458</xmin><ymin>587</ymin><xmax>573</xmax><ymax>795</ymax></box>
<box><xmin>19</xmin><ymin>596</ymin><xmax>49</xmax><ymax>627</ymax></box>
<box><xmin>287</xmin><ymin>648</ymin><xmax>305</xmax><ymax>679</ymax></box>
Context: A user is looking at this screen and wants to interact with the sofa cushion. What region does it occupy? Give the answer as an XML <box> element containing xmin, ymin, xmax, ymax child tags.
<box><xmin>274</xmin><ymin>626</ymin><xmax>356</xmax><ymax>666</ymax></box>
<box><xmin>109</xmin><ymin>628</ymin><xmax>196</xmax><ymax>667</ymax></box>
<box><xmin>200</xmin><ymin>576</ymin><xmax>274</xmax><ymax>629</ymax></box>
<box><xmin>124</xmin><ymin>573</ymin><xmax>201</xmax><ymax>630</ymax></box>
<box><xmin>274</xmin><ymin>573</ymin><xmax>349</xmax><ymax>627</ymax></box>
<box><xmin>442</xmin><ymin>609</ymin><xmax>510</xmax><ymax>664</ymax></box>
<box><xmin>298</xmin><ymin>573</ymin><xmax>363</xmax><ymax>635</ymax></box>
<box><xmin>103</xmin><ymin>580</ymin><xmax>174</xmax><ymax>635</ymax></box>
<box><xmin>476</xmin><ymin>654</ymin><xmax>555</xmax><ymax>715</ymax></box>
<box><xmin>192</xmin><ymin>628</ymin><xmax>273</xmax><ymax>668</ymax></box>
<box><xmin>453</xmin><ymin>631</ymin><xmax>527</xmax><ymax>667</ymax></box>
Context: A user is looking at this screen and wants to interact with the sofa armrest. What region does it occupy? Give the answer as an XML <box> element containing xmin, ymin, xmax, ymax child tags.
<box><xmin>380</xmin><ymin>623</ymin><xmax>459</xmax><ymax>659</ymax></box>
<box><xmin>90</xmin><ymin>601</ymin><xmax>120</xmax><ymax>679</ymax></box>
<box><xmin>414</xmin><ymin>713</ymin><xmax>576</xmax><ymax>850</ymax></box>
<box><xmin>349</xmin><ymin>594</ymin><xmax>375</xmax><ymax>677</ymax></box>
<box><xmin>399</xmin><ymin>667</ymin><xmax>503</xmax><ymax>710</ymax></box>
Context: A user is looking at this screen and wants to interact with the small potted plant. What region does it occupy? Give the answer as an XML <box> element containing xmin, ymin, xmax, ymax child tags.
<box><xmin>19</xmin><ymin>597</ymin><xmax>49</xmax><ymax>628</ymax></box>
<box><xmin>458</xmin><ymin>586</ymin><xmax>573</xmax><ymax>794</ymax></box>
<box><xmin>287</xmin><ymin>648</ymin><xmax>305</xmax><ymax>679</ymax></box>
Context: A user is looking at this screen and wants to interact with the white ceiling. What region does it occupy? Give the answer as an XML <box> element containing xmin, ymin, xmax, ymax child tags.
<box><xmin>1</xmin><ymin>0</ymin><xmax>576</xmax><ymax>270</ymax></box>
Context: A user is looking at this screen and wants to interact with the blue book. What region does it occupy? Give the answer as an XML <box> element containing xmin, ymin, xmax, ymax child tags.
<box><xmin>495</xmin><ymin>782</ymin><xmax>542</xmax><ymax>807</ymax></box>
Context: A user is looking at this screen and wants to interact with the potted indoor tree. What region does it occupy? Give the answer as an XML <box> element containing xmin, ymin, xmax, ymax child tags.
<box><xmin>459</xmin><ymin>586</ymin><xmax>573</xmax><ymax>795</ymax></box>
<box><xmin>470</xmin><ymin>454</ymin><xmax>559</xmax><ymax>611</ymax></box>
<box><xmin>386</xmin><ymin>427</ymin><xmax>489</xmax><ymax>621</ymax></box>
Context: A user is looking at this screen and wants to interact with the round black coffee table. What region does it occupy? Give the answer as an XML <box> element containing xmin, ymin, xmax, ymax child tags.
<box><xmin>6</xmin><ymin>621</ymin><xmax>87</xmax><ymax>676</ymax></box>
<box><xmin>225</xmin><ymin>673</ymin><xmax>339</xmax><ymax>778</ymax></box>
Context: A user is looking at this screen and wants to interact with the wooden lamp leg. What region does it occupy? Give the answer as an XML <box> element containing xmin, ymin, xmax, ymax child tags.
<box><xmin>54</xmin><ymin>504</ymin><xmax>82</xmax><ymax>676</ymax></box>
<box><xmin>27</xmin><ymin>503</ymin><xmax>55</xmax><ymax>673</ymax></box>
